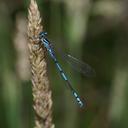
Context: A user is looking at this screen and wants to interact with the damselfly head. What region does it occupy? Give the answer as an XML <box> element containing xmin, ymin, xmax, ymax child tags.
<box><xmin>39</xmin><ymin>31</ymin><xmax>47</xmax><ymax>39</ymax></box>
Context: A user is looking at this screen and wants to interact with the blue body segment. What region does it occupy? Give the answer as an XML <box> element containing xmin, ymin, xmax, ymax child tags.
<box><xmin>73</xmin><ymin>92</ymin><xmax>83</xmax><ymax>107</ymax></box>
<box><xmin>39</xmin><ymin>31</ymin><xmax>84</xmax><ymax>107</ymax></box>
<box><xmin>55</xmin><ymin>62</ymin><xmax>68</xmax><ymax>80</ymax></box>
<box><xmin>61</xmin><ymin>72</ymin><xmax>68</xmax><ymax>81</ymax></box>
<box><xmin>56</xmin><ymin>63</ymin><xmax>62</xmax><ymax>71</ymax></box>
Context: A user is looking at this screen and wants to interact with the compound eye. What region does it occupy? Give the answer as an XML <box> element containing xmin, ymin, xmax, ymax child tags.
<box><xmin>39</xmin><ymin>32</ymin><xmax>43</xmax><ymax>38</ymax></box>
<box><xmin>39</xmin><ymin>31</ymin><xmax>47</xmax><ymax>39</ymax></box>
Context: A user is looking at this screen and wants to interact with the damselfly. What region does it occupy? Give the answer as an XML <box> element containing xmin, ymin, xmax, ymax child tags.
<box><xmin>38</xmin><ymin>32</ymin><xmax>95</xmax><ymax>107</ymax></box>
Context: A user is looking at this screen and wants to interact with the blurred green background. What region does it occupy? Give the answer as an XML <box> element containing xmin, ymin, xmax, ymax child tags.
<box><xmin>0</xmin><ymin>0</ymin><xmax>128</xmax><ymax>128</ymax></box>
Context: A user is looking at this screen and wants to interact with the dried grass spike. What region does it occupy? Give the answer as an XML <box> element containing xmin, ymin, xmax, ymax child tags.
<box><xmin>28</xmin><ymin>0</ymin><xmax>54</xmax><ymax>128</ymax></box>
